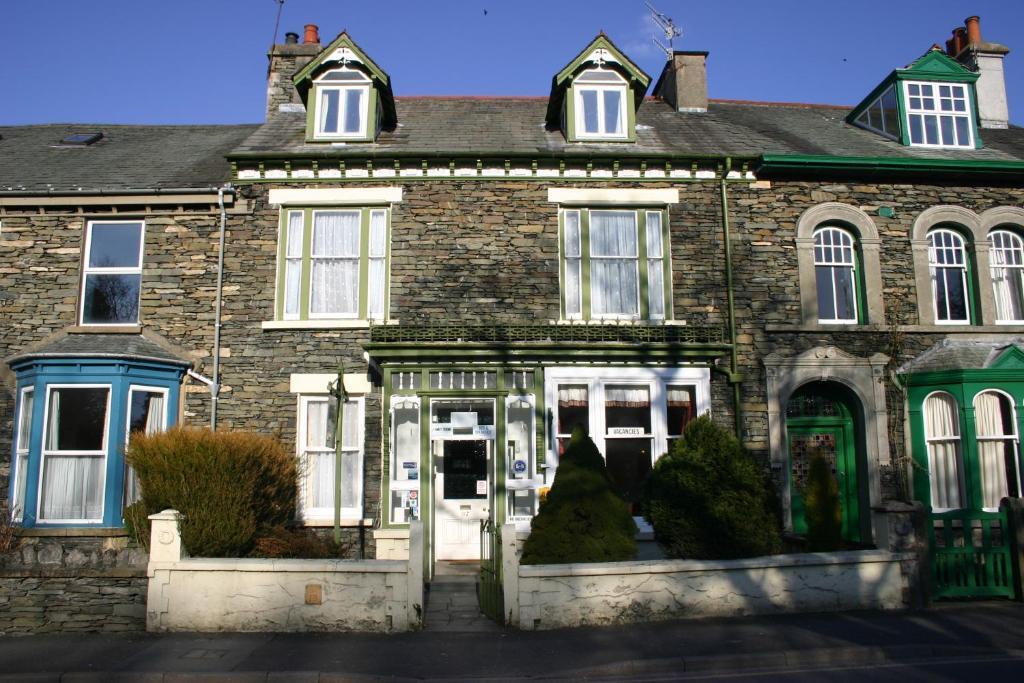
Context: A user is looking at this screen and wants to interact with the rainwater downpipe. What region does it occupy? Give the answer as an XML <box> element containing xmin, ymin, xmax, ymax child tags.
<box><xmin>210</xmin><ymin>184</ymin><xmax>232</xmax><ymax>430</ymax></box>
<box><xmin>719</xmin><ymin>158</ymin><xmax>743</xmax><ymax>439</ymax></box>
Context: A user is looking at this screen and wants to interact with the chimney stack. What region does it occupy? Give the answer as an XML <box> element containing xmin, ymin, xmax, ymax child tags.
<box><xmin>266</xmin><ymin>24</ymin><xmax>323</xmax><ymax>120</ymax></box>
<box><xmin>655</xmin><ymin>51</ymin><xmax>709</xmax><ymax>113</ymax></box>
<box><xmin>945</xmin><ymin>15</ymin><xmax>1011</xmax><ymax>129</ymax></box>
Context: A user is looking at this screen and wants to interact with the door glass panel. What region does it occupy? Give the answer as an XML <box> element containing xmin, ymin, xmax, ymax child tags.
<box><xmin>443</xmin><ymin>441</ymin><xmax>487</xmax><ymax>500</ymax></box>
<box><xmin>604</xmin><ymin>385</ymin><xmax>651</xmax><ymax>433</ymax></box>
<box><xmin>605</xmin><ymin>438</ymin><xmax>652</xmax><ymax>514</ymax></box>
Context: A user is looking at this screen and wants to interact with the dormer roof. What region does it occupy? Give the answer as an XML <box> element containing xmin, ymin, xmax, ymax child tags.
<box><xmin>291</xmin><ymin>31</ymin><xmax>397</xmax><ymax>130</ymax></box>
<box><xmin>544</xmin><ymin>33</ymin><xmax>651</xmax><ymax>130</ymax></box>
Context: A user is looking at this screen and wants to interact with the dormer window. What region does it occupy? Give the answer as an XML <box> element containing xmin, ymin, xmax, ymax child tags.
<box><xmin>574</xmin><ymin>69</ymin><xmax>627</xmax><ymax>139</ymax></box>
<box><xmin>313</xmin><ymin>68</ymin><xmax>372</xmax><ymax>139</ymax></box>
<box><xmin>904</xmin><ymin>82</ymin><xmax>972</xmax><ymax>147</ymax></box>
<box><xmin>854</xmin><ymin>86</ymin><xmax>899</xmax><ymax>141</ymax></box>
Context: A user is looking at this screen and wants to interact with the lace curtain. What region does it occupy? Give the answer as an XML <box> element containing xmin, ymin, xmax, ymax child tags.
<box><xmin>311</xmin><ymin>212</ymin><xmax>360</xmax><ymax>315</ymax></box>
<box><xmin>558</xmin><ymin>386</ymin><xmax>588</xmax><ymax>408</ymax></box>
<box><xmin>590</xmin><ymin>212</ymin><xmax>638</xmax><ymax>316</ymax></box>
<box><xmin>304</xmin><ymin>399</ymin><xmax>359</xmax><ymax>512</ymax></box>
<box><xmin>925</xmin><ymin>393</ymin><xmax>964</xmax><ymax>509</ymax></box>
<box><xmin>605</xmin><ymin>386</ymin><xmax>650</xmax><ymax>408</ymax></box>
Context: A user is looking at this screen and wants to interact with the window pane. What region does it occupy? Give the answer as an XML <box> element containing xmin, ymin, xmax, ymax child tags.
<box><xmin>602</xmin><ymin>89</ymin><xmax>622</xmax><ymax>134</ymax></box>
<box><xmin>940</xmin><ymin>116</ymin><xmax>955</xmax><ymax>146</ymax></box>
<box><xmin>645</xmin><ymin>212</ymin><xmax>663</xmax><ymax>258</ymax></box>
<box><xmin>17</xmin><ymin>390</ymin><xmax>34</xmax><ymax>451</ymax></box>
<box><xmin>924</xmin><ymin>115</ymin><xmax>939</xmax><ymax>145</ymax></box>
<box><xmin>943</xmin><ymin>268</ymin><xmax>968</xmax><ymax>321</ymax></box>
<box><xmin>909</xmin><ymin>114</ymin><xmax>923</xmax><ymax>144</ymax></box>
<box><xmin>341</xmin><ymin>400</ymin><xmax>359</xmax><ymax>450</ymax></box>
<box><xmin>648</xmin><ymin>259</ymin><xmax>665</xmax><ymax>318</ymax></box>
<box><xmin>392</xmin><ymin>404</ymin><xmax>420</xmax><ymax>483</ymax></box>
<box><xmin>605</xmin><ymin>438</ymin><xmax>652</xmax><ymax>513</ymax></box>
<box><xmin>815</xmin><ymin>266</ymin><xmax>837</xmax><ymax>320</ymax></box>
<box><xmin>88</xmin><ymin>223</ymin><xmax>142</xmax><ymax>268</ymax></box>
<box><xmin>592</xmin><ymin>259</ymin><xmax>638</xmax><ymax>315</ymax></box>
<box><xmin>82</xmin><ymin>273</ymin><xmax>141</xmax><ymax>324</ymax></box>
<box><xmin>284</xmin><ymin>260</ymin><xmax>301</xmax><ymax>316</ymax></box>
<box><xmin>307</xmin><ymin>451</ymin><xmax>334</xmax><ymax>509</ymax></box>
<box><xmin>367</xmin><ymin>258</ymin><xmax>385</xmax><ymax>319</ymax></box>
<box><xmin>320</xmin><ymin>90</ymin><xmax>339</xmax><ymax>133</ymax></box>
<box><xmin>955</xmin><ymin>117</ymin><xmax>970</xmax><ymax>145</ymax></box>
<box><xmin>128</xmin><ymin>390</ymin><xmax>165</xmax><ymax>436</ymax></box>
<box><xmin>286</xmin><ymin>212</ymin><xmax>304</xmax><ymax>258</ymax></box>
<box><xmin>343</xmin><ymin>89</ymin><xmax>363</xmax><ymax>133</ymax></box>
<box><xmin>46</xmin><ymin>387</ymin><xmax>109</xmax><ymax>452</ymax></box>
<box><xmin>581</xmin><ymin>89</ymin><xmax>599</xmax><ymax>133</ymax></box>
<box><xmin>40</xmin><ymin>455</ymin><xmax>104</xmax><ymax>520</ymax></box>
<box><xmin>605</xmin><ymin>385</ymin><xmax>651</xmax><ymax>431</ymax></box>
<box><xmin>590</xmin><ymin>212</ymin><xmax>637</xmax><ymax>257</ymax></box>
<box><xmin>312</xmin><ymin>212</ymin><xmax>360</xmax><ymax>257</ymax></box>
<box><xmin>834</xmin><ymin>267</ymin><xmax>857</xmax><ymax>320</ymax></box>
<box><xmin>557</xmin><ymin>385</ymin><xmax>588</xmax><ymax>453</ymax></box>
<box><xmin>925</xmin><ymin>393</ymin><xmax>964</xmax><ymax>509</ymax></box>
<box><xmin>563</xmin><ymin>211</ymin><xmax>581</xmax><ymax>257</ymax></box>
<box><xmin>340</xmin><ymin>448</ymin><xmax>359</xmax><ymax>508</ymax></box>
<box><xmin>666</xmin><ymin>386</ymin><xmax>696</xmax><ymax>438</ymax></box>
<box><xmin>311</xmin><ymin>261</ymin><xmax>359</xmax><ymax>314</ymax></box>
<box><xmin>368</xmin><ymin>210</ymin><xmax>387</xmax><ymax>257</ymax></box>
<box><xmin>564</xmin><ymin>259</ymin><xmax>581</xmax><ymax>317</ymax></box>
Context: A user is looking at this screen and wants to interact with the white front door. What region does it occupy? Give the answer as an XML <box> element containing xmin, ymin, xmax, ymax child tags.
<box><xmin>435</xmin><ymin>439</ymin><xmax>489</xmax><ymax>560</ymax></box>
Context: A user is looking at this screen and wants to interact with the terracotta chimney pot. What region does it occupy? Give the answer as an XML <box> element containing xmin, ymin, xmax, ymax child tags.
<box><xmin>965</xmin><ymin>16</ymin><xmax>981</xmax><ymax>46</ymax></box>
<box><xmin>304</xmin><ymin>24</ymin><xmax>320</xmax><ymax>45</ymax></box>
<box><xmin>954</xmin><ymin>27</ymin><xmax>967</xmax><ymax>54</ymax></box>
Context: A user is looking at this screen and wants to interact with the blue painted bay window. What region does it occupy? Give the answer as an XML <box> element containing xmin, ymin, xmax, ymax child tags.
<box><xmin>9</xmin><ymin>356</ymin><xmax>185</xmax><ymax>528</ymax></box>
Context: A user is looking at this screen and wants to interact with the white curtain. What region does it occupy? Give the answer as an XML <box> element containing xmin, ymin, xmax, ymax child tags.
<box><xmin>925</xmin><ymin>393</ymin><xmax>964</xmax><ymax>509</ymax></box>
<box><xmin>309</xmin><ymin>452</ymin><xmax>334</xmax><ymax>510</ymax></box>
<box><xmin>284</xmin><ymin>212</ymin><xmax>304</xmax><ymax>316</ymax></box>
<box><xmin>144</xmin><ymin>394</ymin><xmax>164</xmax><ymax>434</ymax></box>
<box><xmin>558</xmin><ymin>386</ymin><xmax>589</xmax><ymax>407</ymax></box>
<box><xmin>590</xmin><ymin>211</ymin><xmax>638</xmax><ymax>316</ymax></box>
<box><xmin>41</xmin><ymin>456</ymin><xmax>103</xmax><ymax>521</ymax></box>
<box><xmin>667</xmin><ymin>387</ymin><xmax>693</xmax><ymax>407</ymax></box>
<box><xmin>989</xmin><ymin>234</ymin><xmax>1024</xmax><ymax>322</ymax></box>
<box><xmin>563</xmin><ymin>212</ymin><xmax>582</xmax><ymax>317</ymax></box>
<box><xmin>305</xmin><ymin>399</ymin><xmax>360</xmax><ymax>513</ymax></box>
<box><xmin>975</xmin><ymin>392</ymin><xmax>1012</xmax><ymax>509</ymax></box>
<box><xmin>311</xmin><ymin>212</ymin><xmax>360</xmax><ymax>315</ymax></box>
<box><xmin>605</xmin><ymin>386</ymin><xmax>650</xmax><ymax>407</ymax></box>
<box><xmin>367</xmin><ymin>210</ymin><xmax>387</xmax><ymax>319</ymax></box>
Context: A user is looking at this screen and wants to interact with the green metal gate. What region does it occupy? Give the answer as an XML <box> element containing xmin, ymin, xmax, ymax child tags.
<box><xmin>478</xmin><ymin>518</ymin><xmax>504</xmax><ymax>624</ymax></box>
<box><xmin>929</xmin><ymin>508</ymin><xmax>1015</xmax><ymax>599</ymax></box>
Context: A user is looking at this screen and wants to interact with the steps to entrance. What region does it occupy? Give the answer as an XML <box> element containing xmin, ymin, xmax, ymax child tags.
<box><xmin>423</xmin><ymin>574</ymin><xmax>503</xmax><ymax>632</ymax></box>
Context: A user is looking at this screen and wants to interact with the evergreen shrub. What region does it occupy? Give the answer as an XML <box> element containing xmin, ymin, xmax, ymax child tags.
<box><xmin>642</xmin><ymin>415</ymin><xmax>782</xmax><ymax>559</ymax></box>
<box><xmin>803</xmin><ymin>451</ymin><xmax>843</xmax><ymax>551</ymax></box>
<box><xmin>520</xmin><ymin>426</ymin><xmax>637</xmax><ymax>564</ymax></box>
<box><xmin>126</xmin><ymin>427</ymin><xmax>297</xmax><ymax>557</ymax></box>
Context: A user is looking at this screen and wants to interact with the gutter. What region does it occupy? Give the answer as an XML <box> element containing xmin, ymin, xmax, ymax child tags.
<box><xmin>228</xmin><ymin>148</ymin><xmax>762</xmax><ymax>163</ymax></box>
<box><xmin>210</xmin><ymin>184</ymin><xmax>232</xmax><ymax>430</ymax></box>
<box><xmin>755</xmin><ymin>154</ymin><xmax>1024</xmax><ymax>179</ymax></box>
<box><xmin>0</xmin><ymin>187</ymin><xmax>234</xmax><ymax>196</ymax></box>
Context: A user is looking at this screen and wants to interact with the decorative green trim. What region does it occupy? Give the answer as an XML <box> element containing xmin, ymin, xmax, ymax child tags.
<box><xmin>299</xmin><ymin>208</ymin><xmax>313</xmax><ymax>318</ymax></box>
<box><xmin>553</xmin><ymin>34</ymin><xmax>651</xmax><ymax>89</ymax></box>
<box><xmin>292</xmin><ymin>32</ymin><xmax>390</xmax><ymax>88</ymax></box>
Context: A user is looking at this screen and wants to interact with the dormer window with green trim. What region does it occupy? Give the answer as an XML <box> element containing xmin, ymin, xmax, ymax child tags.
<box><xmin>546</xmin><ymin>34</ymin><xmax>650</xmax><ymax>144</ymax></box>
<box><xmin>848</xmin><ymin>49</ymin><xmax>981</xmax><ymax>150</ymax></box>
<box><xmin>574</xmin><ymin>68</ymin><xmax>628</xmax><ymax>139</ymax></box>
<box><xmin>313</xmin><ymin>67</ymin><xmax>373</xmax><ymax>139</ymax></box>
<box><xmin>292</xmin><ymin>31</ymin><xmax>397</xmax><ymax>144</ymax></box>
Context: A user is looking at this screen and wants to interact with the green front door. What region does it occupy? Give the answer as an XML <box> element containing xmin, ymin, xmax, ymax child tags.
<box><xmin>787</xmin><ymin>420</ymin><xmax>861</xmax><ymax>543</ymax></box>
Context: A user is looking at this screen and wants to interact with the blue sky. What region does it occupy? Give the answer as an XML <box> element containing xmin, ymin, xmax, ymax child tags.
<box><xmin>2</xmin><ymin>1</ymin><xmax>1022</xmax><ymax>125</ymax></box>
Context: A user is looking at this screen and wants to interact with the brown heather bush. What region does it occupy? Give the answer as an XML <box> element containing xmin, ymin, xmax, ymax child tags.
<box><xmin>126</xmin><ymin>427</ymin><xmax>296</xmax><ymax>557</ymax></box>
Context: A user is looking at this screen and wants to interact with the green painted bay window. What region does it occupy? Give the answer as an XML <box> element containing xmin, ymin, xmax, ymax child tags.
<box><xmin>276</xmin><ymin>207</ymin><xmax>389</xmax><ymax>322</ymax></box>
<box><xmin>559</xmin><ymin>207</ymin><xmax>671</xmax><ymax>321</ymax></box>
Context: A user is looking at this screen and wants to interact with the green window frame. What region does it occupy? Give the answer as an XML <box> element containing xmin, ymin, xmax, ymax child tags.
<box><xmin>558</xmin><ymin>207</ymin><xmax>672</xmax><ymax>321</ymax></box>
<box><xmin>275</xmin><ymin>206</ymin><xmax>390</xmax><ymax>322</ymax></box>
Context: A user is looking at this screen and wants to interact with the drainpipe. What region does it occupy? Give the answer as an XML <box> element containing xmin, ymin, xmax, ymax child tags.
<box><xmin>210</xmin><ymin>184</ymin><xmax>232</xmax><ymax>430</ymax></box>
<box><xmin>719</xmin><ymin>158</ymin><xmax>743</xmax><ymax>439</ymax></box>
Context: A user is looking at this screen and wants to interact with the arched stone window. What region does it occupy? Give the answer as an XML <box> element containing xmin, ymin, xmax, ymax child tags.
<box><xmin>927</xmin><ymin>227</ymin><xmax>973</xmax><ymax>324</ymax></box>
<box><xmin>796</xmin><ymin>203</ymin><xmax>884</xmax><ymax>326</ymax></box>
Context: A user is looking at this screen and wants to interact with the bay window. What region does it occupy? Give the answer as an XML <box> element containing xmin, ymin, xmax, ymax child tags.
<box><xmin>40</xmin><ymin>386</ymin><xmax>110</xmax><ymax>523</ymax></box>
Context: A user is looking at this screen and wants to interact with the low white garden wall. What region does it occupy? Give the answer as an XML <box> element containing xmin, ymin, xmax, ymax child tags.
<box><xmin>502</xmin><ymin>525</ymin><xmax>915</xmax><ymax>630</ymax></box>
<box><xmin>146</xmin><ymin>511</ymin><xmax>423</xmax><ymax>632</ymax></box>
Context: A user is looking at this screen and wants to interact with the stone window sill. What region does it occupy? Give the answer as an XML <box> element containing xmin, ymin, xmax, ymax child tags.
<box><xmin>552</xmin><ymin>319</ymin><xmax>687</xmax><ymax>326</ymax></box>
<box><xmin>65</xmin><ymin>325</ymin><xmax>143</xmax><ymax>334</ymax></box>
<box><xmin>299</xmin><ymin>518</ymin><xmax>374</xmax><ymax>528</ymax></box>
<box><xmin>18</xmin><ymin>527</ymin><xmax>129</xmax><ymax>538</ymax></box>
<box><xmin>261</xmin><ymin>320</ymin><xmax>396</xmax><ymax>330</ymax></box>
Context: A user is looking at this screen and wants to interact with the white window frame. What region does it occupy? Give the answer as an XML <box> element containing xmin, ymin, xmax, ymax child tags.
<box><xmin>79</xmin><ymin>220</ymin><xmax>145</xmax><ymax>326</ymax></box>
<box><xmin>296</xmin><ymin>393</ymin><xmax>365</xmax><ymax>523</ymax></box>
<box><xmin>11</xmin><ymin>386</ymin><xmax>34</xmax><ymax>522</ymax></box>
<box><xmin>543</xmin><ymin>366</ymin><xmax>711</xmax><ymax>472</ymax></box>
<box><xmin>37</xmin><ymin>384</ymin><xmax>112</xmax><ymax>524</ymax></box>
<box><xmin>573</xmin><ymin>69</ymin><xmax>629</xmax><ymax>140</ymax></box>
<box><xmin>903</xmin><ymin>81</ymin><xmax>974</xmax><ymax>149</ymax></box>
<box><xmin>928</xmin><ymin>228</ymin><xmax>972</xmax><ymax>325</ymax></box>
<box><xmin>988</xmin><ymin>229</ymin><xmax>1024</xmax><ymax>324</ymax></box>
<box><xmin>313</xmin><ymin>68</ymin><xmax>371</xmax><ymax>140</ymax></box>
<box><xmin>813</xmin><ymin>226</ymin><xmax>859</xmax><ymax>324</ymax></box>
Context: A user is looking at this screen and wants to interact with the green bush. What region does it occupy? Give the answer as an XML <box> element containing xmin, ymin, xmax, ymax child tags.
<box><xmin>250</xmin><ymin>526</ymin><xmax>351</xmax><ymax>559</ymax></box>
<box><xmin>642</xmin><ymin>415</ymin><xmax>781</xmax><ymax>560</ymax></box>
<box><xmin>803</xmin><ymin>451</ymin><xmax>843</xmax><ymax>551</ymax></box>
<box><xmin>126</xmin><ymin>427</ymin><xmax>297</xmax><ymax>557</ymax></box>
<box><xmin>521</xmin><ymin>426</ymin><xmax>637</xmax><ymax>564</ymax></box>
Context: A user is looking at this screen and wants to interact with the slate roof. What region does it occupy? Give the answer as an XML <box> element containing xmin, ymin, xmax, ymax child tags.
<box><xmin>230</xmin><ymin>97</ymin><xmax>1024</xmax><ymax>161</ymax></box>
<box><xmin>6</xmin><ymin>334</ymin><xmax>191</xmax><ymax>367</ymax></box>
<box><xmin>0</xmin><ymin>124</ymin><xmax>259</xmax><ymax>192</ymax></box>
<box><xmin>898</xmin><ymin>338</ymin><xmax>1024</xmax><ymax>374</ymax></box>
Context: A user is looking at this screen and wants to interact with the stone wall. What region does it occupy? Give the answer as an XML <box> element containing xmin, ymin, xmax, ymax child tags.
<box><xmin>0</xmin><ymin>534</ymin><xmax>147</xmax><ymax>634</ymax></box>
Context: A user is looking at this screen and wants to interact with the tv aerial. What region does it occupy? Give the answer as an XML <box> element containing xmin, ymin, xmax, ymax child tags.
<box><xmin>646</xmin><ymin>2</ymin><xmax>683</xmax><ymax>59</ymax></box>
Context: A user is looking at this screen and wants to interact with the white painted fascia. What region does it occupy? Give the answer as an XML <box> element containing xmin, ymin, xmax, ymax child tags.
<box><xmin>290</xmin><ymin>373</ymin><xmax>372</xmax><ymax>395</ymax></box>
<box><xmin>547</xmin><ymin>188</ymin><xmax>679</xmax><ymax>205</ymax></box>
<box><xmin>268</xmin><ymin>187</ymin><xmax>403</xmax><ymax>206</ymax></box>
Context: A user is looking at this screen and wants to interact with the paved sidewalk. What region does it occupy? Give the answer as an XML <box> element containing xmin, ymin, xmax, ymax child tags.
<box><xmin>0</xmin><ymin>602</ymin><xmax>1022</xmax><ymax>681</ymax></box>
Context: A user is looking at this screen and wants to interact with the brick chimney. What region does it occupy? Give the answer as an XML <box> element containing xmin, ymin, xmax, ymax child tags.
<box><xmin>266</xmin><ymin>24</ymin><xmax>322</xmax><ymax>120</ymax></box>
<box><xmin>945</xmin><ymin>15</ymin><xmax>1011</xmax><ymax>129</ymax></box>
<box><xmin>654</xmin><ymin>51</ymin><xmax>709</xmax><ymax>113</ymax></box>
